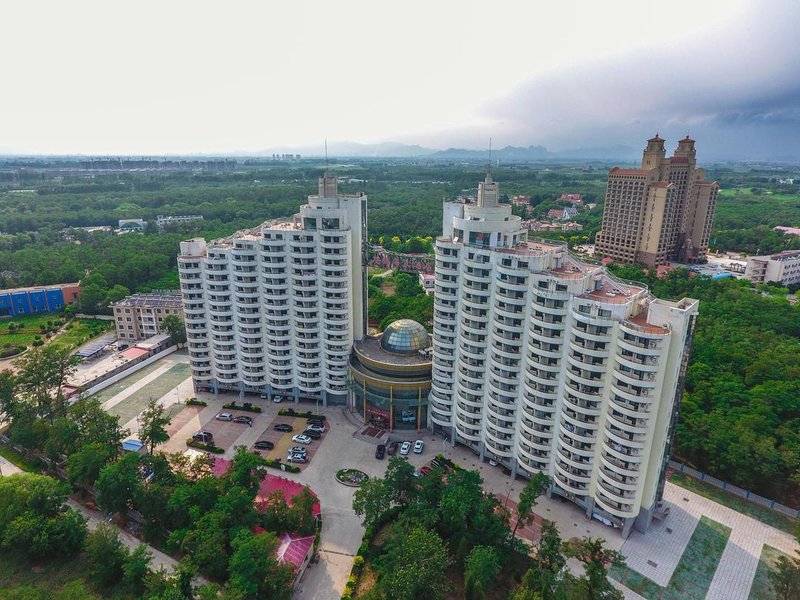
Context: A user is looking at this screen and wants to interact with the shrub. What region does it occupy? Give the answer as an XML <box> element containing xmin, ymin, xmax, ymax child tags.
<box><xmin>263</xmin><ymin>458</ymin><xmax>300</xmax><ymax>473</ymax></box>
<box><xmin>278</xmin><ymin>408</ymin><xmax>326</xmax><ymax>421</ymax></box>
<box><xmin>185</xmin><ymin>398</ymin><xmax>207</xmax><ymax>407</ymax></box>
<box><xmin>186</xmin><ymin>439</ymin><xmax>224</xmax><ymax>454</ymax></box>
<box><xmin>352</xmin><ymin>555</ymin><xmax>365</xmax><ymax>575</ymax></box>
<box><xmin>223</xmin><ymin>402</ymin><xmax>262</xmax><ymax>413</ymax></box>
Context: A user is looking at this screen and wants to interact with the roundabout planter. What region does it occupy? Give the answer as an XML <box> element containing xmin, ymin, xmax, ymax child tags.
<box><xmin>336</xmin><ymin>468</ymin><xmax>369</xmax><ymax>487</ymax></box>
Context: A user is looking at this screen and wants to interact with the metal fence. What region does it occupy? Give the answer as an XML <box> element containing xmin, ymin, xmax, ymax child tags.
<box><xmin>669</xmin><ymin>459</ymin><xmax>800</xmax><ymax>519</ymax></box>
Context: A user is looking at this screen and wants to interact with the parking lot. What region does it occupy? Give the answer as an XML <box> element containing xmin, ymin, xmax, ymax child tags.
<box><xmin>161</xmin><ymin>398</ymin><xmax>330</xmax><ymax>470</ymax></box>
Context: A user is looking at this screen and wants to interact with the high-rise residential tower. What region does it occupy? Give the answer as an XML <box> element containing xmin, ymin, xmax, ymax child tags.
<box><xmin>429</xmin><ymin>174</ymin><xmax>699</xmax><ymax>536</ymax></box>
<box><xmin>177</xmin><ymin>175</ymin><xmax>367</xmax><ymax>406</ymax></box>
<box><xmin>594</xmin><ymin>136</ymin><xmax>719</xmax><ymax>267</ymax></box>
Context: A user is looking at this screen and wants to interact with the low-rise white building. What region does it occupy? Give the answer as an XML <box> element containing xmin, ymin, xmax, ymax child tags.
<box><xmin>745</xmin><ymin>251</ymin><xmax>800</xmax><ymax>286</ymax></box>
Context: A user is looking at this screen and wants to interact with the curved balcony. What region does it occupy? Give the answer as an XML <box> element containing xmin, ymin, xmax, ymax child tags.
<box><xmin>602</xmin><ymin>436</ymin><xmax>642</xmax><ymax>463</ymax></box>
<box><xmin>455</xmin><ymin>421</ymin><xmax>481</xmax><ymax>442</ymax></box>
<box><xmin>553</xmin><ymin>470</ymin><xmax>589</xmax><ymax>495</ymax></box>
<box><xmin>600</xmin><ymin>452</ymin><xmax>641</xmax><ymax>477</ymax></box>
<box><xmin>593</xmin><ymin>491</ymin><xmax>635</xmax><ymax>518</ymax></box>
<box><xmin>604</xmin><ymin>424</ymin><xmax>646</xmax><ymax>450</ymax></box>
<box><xmin>598</xmin><ymin>466</ymin><xmax>639</xmax><ymax>492</ymax></box>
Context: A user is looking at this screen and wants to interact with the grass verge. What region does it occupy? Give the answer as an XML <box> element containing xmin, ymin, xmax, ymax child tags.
<box><xmin>0</xmin><ymin>550</ymin><xmax>135</xmax><ymax>599</ymax></box>
<box><xmin>748</xmin><ymin>544</ymin><xmax>792</xmax><ymax>600</ymax></box>
<box><xmin>669</xmin><ymin>472</ymin><xmax>798</xmax><ymax>535</ymax></box>
<box><xmin>0</xmin><ymin>443</ymin><xmax>41</xmax><ymax>473</ymax></box>
<box><xmin>610</xmin><ymin>516</ymin><xmax>731</xmax><ymax>600</ymax></box>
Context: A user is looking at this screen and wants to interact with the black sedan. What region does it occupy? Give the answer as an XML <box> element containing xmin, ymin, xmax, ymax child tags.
<box><xmin>375</xmin><ymin>444</ymin><xmax>386</xmax><ymax>459</ymax></box>
<box><xmin>273</xmin><ymin>423</ymin><xmax>293</xmax><ymax>432</ymax></box>
<box><xmin>234</xmin><ymin>415</ymin><xmax>253</xmax><ymax>425</ymax></box>
<box><xmin>303</xmin><ymin>429</ymin><xmax>322</xmax><ymax>439</ymax></box>
<box><xmin>253</xmin><ymin>440</ymin><xmax>274</xmax><ymax>450</ymax></box>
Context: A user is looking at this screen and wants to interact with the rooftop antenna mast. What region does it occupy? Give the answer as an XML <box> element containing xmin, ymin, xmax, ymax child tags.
<box><xmin>488</xmin><ymin>137</ymin><xmax>492</xmax><ymax>176</ymax></box>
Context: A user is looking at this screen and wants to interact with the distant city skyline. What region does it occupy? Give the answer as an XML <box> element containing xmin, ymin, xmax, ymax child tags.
<box><xmin>2</xmin><ymin>0</ymin><xmax>798</xmax><ymax>160</ymax></box>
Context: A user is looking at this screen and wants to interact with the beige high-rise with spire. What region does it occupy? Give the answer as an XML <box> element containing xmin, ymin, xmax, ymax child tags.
<box><xmin>595</xmin><ymin>136</ymin><xmax>718</xmax><ymax>267</ymax></box>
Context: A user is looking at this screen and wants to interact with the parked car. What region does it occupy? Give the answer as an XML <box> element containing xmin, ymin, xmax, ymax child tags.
<box><xmin>307</xmin><ymin>417</ymin><xmax>324</xmax><ymax>425</ymax></box>
<box><xmin>400</xmin><ymin>441</ymin><xmax>411</xmax><ymax>455</ymax></box>
<box><xmin>387</xmin><ymin>441</ymin><xmax>399</xmax><ymax>456</ymax></box>
<box><xmin>192</xmin><ymin>431</ymin><xmax>214</xmax><ymax>443</ymax></box>
<box><xmin>273</xmin><ymin>423</ymin><xmax>293</xmax><ymax>432</ymax></box>
<box><xmin>303</xmin><ymin>429</ymin><xmax>322</xmax><ymax>439</ymax></box>
<box><xmin>289</xmin><ymin>446</ymin><xmax>308</xmax><ymax>456</ymax></box>
<box><xmin>287</xmin><ymin>454</ymin><xmax>307</xmax><ymax>463</ymax></box>
<box><xmin>260</xmin><ymin>393</ymin><xmax>269</xmax><ymax>399</ymax></box>
<box><xmin>306</xmin><ymin>423</ymin><xmax>325</xmax><ymax>433</ymax></box>
<box><xmin>375</xmin><ymin>444</ymin><xmax>385</xmax><ymax>459</ymax></box>
<box><xmin>413</xmin><ymin>440</ymin><xmax>424</xmax><ymax>454</ymax></box>
<box><xmin>233</xmin><ymin>415</ymin><xmax>253</xmax><ymax>425</ymax></box>
<box><xmin>215</xmin><ymin>412</ymin><xmax>233</xmax><ymax>421</ymax></box>
<box><xmin>253</xmin><ymin>440</ymin><xmax>274</xmax><ymax>450</ymax></box>
<box><xmin>273</xmin><ymin>395</ymin><xmax>284</xmax><ymax>403</ymax></box>
<box><xmin>419</xmin><ymin>466</ymin><xmax>432</xmax><ymax>476</ymax></box>
<box><xmin>292</xmin><ymin>434</ymin><xmax>312</xmax><ymax>445</ymax></box>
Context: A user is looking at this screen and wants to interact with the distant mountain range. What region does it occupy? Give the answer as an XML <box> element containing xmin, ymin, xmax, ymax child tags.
<box><xmin>257</xmin><ymin>141</ymin><xmax>641</xmax><ymax>162</ymax></box>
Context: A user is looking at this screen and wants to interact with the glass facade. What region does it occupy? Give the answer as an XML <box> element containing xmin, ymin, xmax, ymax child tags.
<box><xmin>380</xmin><ymin>319</ymin><xmax>431</xmax><ymax>355</ymax></box>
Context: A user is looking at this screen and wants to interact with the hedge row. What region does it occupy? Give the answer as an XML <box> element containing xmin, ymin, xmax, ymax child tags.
<box><xmin>263</xmin><ymin>458</ymin><xmax>301</xmax><ymax>474</ymax></box>
<box><xmin>185</xmin><ymin>439</ymin><xmax>224</xmax><ymax>454</ymax></box>
<box><xmin>278</xmin><ymin>408</ymin><xmax>326</xmax><ymax>421</ymax></box>
<box><xmin>223</xmin><ymin>401</ymin><xmax>262</xmax><ymax>413</ymax></box>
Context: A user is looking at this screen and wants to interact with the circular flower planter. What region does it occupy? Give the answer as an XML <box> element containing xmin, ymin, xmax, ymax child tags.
<box><xmin>336</xmin><ymin>468</ymin><xmax>369</xmax><ymax>487</ymax></box>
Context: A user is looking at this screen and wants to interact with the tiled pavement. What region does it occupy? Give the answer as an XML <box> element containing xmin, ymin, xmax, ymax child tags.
<box><xmin>617</xmin><ymin>480</ymin><xmax>799</xmax><ymax>600</ymax></box>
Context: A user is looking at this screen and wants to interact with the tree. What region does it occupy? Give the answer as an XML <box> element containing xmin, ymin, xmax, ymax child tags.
<box><xmin>84</xmin><ymin>524</ymin><xmax>128</xmax><ymax>587</ymax></box>
<box><xmin>106</xmin><ymin>284</ymin><xmax>130</xmax><ymax>305</ymax></box>
<box><xmin>464</xmin><ymin>545</ymin><xmax>502</xmax><ymax>600</ymax></box>
<box><xmin>0</xmin><ymin>473</ymin><xmax>87</xmax><ymax>559</ymax></box>
<box><xmin>95</xmin><ymin>452</ymin><xmax>142</xmax><ymax>515</ymax></box>
<box><xmin>124</xmin><ymin>545</ymin><xmax>154</xmax><ymax>596</ymax></box>
<box><xmin>563</xmin><ymin>537</ymin><xmax>625</xmax><ymax>600</ymax></box>
<box><xmin>161</xmin><ymin>314</ymin><xmax>186</xmax><ymax>346</ymax></box>
<box><xmin>513</xmin><ymin>472</ymin><xmax>549</xmax><ymax>537</ymax></box>
<box><xmin>383</xmin><ymin>455</ymin><xmax>418</xmax><ymax>505</ymax></box>
<box><xmin>770</xmin><ymin>553</ymin><xmax>800</xmax><ymax>600</ymax></box>
<box><xmin>226</xmin><ymin>446</ymin><xmax>268</xmax><ymax>495</ymax></box>
<box><xmin>15</xmin><ymin>345</ymin><xmax>80</xmax><ymax>423</ymax></box>
<box><xmin>375</xmin><ymin>526</ymin><xmax>451</xmax><ymax>600</ymax></box>
<box><xmin>67</xmin><ymin>441</ymin><xmax>116</xmax><ymax>488</ymax></box>
<box><xmin>227</xmin><ymin>530</ymin><xmax>294</xmax><ymax>600</ymax></box>
<box><xmin>139</xmin><ymin>397</ymin><xmax>171</xmax><ymax>454</ymax></box>
<box><xmin>78</xmin><ymin>283</ymin><xmax>107</xmax><ymax>315</ymax></box>
<box><xmin>352</xmin><ymin>477</ymin><xmax>391</xmax><ymax>528</ymax></box>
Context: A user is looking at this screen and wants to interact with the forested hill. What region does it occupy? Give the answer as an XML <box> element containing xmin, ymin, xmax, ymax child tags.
<box><xmin>610</xmin><ymin>265</ymin><xmax>800</xmax><ymax>507</ymax></box>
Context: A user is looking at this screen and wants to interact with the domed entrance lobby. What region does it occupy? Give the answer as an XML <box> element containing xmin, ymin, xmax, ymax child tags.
<box><xmin>348</xmin><ymin>319</ymin><xmax>432</xmax><ymax>431</ymax></box>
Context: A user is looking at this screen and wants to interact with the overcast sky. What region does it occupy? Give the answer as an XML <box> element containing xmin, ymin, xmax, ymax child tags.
<box><xmin>1</xmin><ymin>0</ymin><xmax>797</xmax><ymax>158</ymax></box>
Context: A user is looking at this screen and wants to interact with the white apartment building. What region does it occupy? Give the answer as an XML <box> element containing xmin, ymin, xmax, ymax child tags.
<box><xmin>745</xmin><ymin>250</ymin><xmax>800</xmax><ymax>287</ymax></box>
<box><xmin>429</xmin><ymin>175</ymin><xmax>699</xmax><ymax>536</ymax></box>
<box><xmin>177</xmin><ymin>175</ymin><xmax>367</xmax><ymax>405</ymax></box>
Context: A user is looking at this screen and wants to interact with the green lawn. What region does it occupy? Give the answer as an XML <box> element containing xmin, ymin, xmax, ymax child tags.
<box><xmin>748</xmin><ymin>544</ymin><xmax>792</xmax><ymax>600</ymax></box>
<box><xmin>89</xmin><ymin>360</ymin><xmax>168</xmax><ymax>405</ymax></box>
<box><xmin>0</xmin><ymin>315</ymin><xmax>112</xmax><ymax>354</ymax></box>
<box><xmin>49</xmin><ymin>319</ymin><xmax>113</xmax><ymax>352</ymax></box>
<box><xmin>669</xmin><ymin>472</ymin><xmax>798</xmax><ymax>535</ymax></box>
<box><xmin>105</xmin><ymin>363</ymin><xmax>191</xmax><ymax>426</ymax></box>
<box><xmin>0</xmin><ymin>551</ymin><xmax>135</xmax><ymax>599</ymax></box>
<box><xmin>611</xmin><ymin>516</ymin><xmax>732</xmax><ymax>600</ymax></box>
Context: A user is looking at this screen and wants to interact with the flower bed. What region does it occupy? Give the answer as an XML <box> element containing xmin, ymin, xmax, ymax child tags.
<box><xmin>335</xmin><ymin>468</ymin><xmax>369</xmax><ymax>487</ymax></box>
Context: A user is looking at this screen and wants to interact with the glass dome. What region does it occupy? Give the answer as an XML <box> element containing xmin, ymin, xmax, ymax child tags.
<box><xmin>380</xmin><ymin>319</ymin><xmax>431</xmax><ymax>355</ymax></box>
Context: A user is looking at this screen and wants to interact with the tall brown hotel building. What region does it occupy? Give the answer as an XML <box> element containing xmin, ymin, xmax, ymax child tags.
<box><xmin>594</xmin><ymin>136</ymin><xmax>718</xmax><ymax>267</ymax></box>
